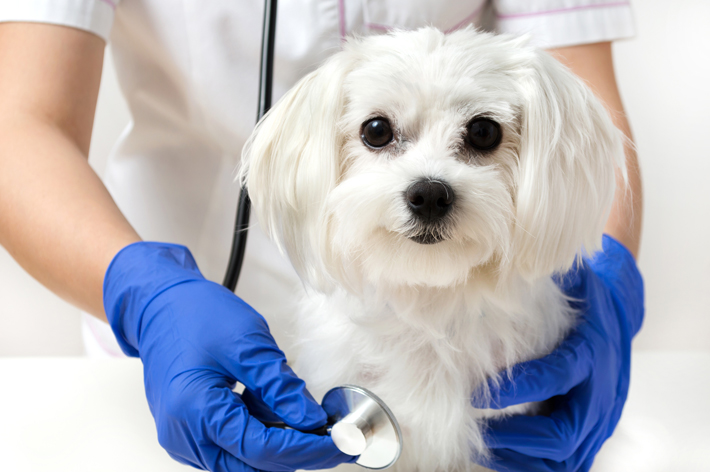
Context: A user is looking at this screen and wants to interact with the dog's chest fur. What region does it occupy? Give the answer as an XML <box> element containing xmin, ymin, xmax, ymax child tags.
<box><xmin>293</xmin><ymin>275</ymin><xmax>575</xmax><ymax>472</ymax></box>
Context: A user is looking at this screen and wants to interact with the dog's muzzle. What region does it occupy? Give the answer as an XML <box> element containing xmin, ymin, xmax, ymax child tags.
<box><xmin>405</xmin><ymin>179</ymin><xmax>455</xmax><ymax>244</ymax></box>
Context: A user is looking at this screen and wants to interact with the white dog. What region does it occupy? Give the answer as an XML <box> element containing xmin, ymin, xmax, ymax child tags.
<box><xmin>240</xmin><ymin>27</ymin><xmax>625</xmax><ymax>472</ymax></box>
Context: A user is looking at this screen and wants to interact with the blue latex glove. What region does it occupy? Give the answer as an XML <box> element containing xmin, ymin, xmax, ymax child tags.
<box><xmin>103</xmin><ymin>242</ymin><xmax>354</xmax><ymax>472</ymax></box>
<box><xmin>479</xmin><ymin>235</ymin><xmax>644</xmax><ymax>472</ymax></box>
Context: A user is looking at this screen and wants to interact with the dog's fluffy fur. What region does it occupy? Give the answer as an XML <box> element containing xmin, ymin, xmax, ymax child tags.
<box><xmin>240</xmin><ymin>28</ymin><xmax>624</xmax><ymax>471</ymax></box>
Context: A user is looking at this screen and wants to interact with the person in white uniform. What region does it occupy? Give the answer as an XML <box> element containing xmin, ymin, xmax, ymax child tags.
<box><xmin>0</xmin><ymin>1</ymin><xmax>642</xmax><ymax>471</ymax></box>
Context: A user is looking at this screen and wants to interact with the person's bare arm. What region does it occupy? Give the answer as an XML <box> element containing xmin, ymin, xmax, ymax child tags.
<box><xmin>0</xmin><ymin>22</ymin><xmax>140</xmax><ymax>319</ymax></box>
<box><xmin>547</xmin><ymin>42</ymin><xmax>642</xmax><ymax>258</ymax></box>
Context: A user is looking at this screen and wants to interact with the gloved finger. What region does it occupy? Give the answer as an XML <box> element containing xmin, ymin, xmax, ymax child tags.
<box><xmin>484</xmin><ymin>389</ymin><xmax>593</xmax><ymax>462</ymax></box>
<box><xmin>203</xmin><ymin>386</ymin><xmax>354</xmax><ymax>471</ymax></box>
<box><xmin>205</xmin><ymin>447</ymin><xmax>269</xmax><ymax>472</ymax></box>
<box><xmin>486</xmin><ymin>447</ymin><xmax>572</xmax><ymax>472</ymax></box>
<box><xmin>486</xmin><ymin>419</ymin><xmax>607</xmax><ymax>472</ymax></box>
<box><xmin>212</xmin><ymin>295</ymin><xmax>328</xmax><ymax>430</ymax></box>
<box><xmin>166</xmin><ymin>451</ymin><xmax>203</xmax><ymax>470</ymax></box>
<box><xmin>168</xmin><ymin>448</ymin><xmax>267</xmax><ymax>472</ymax></box>
<box><xmin>576</xmin><ymin>426</ymin><xmax>616</xmax><ymax>472</ymax></box>
<box><xmin>242</xmin><ymin>388</ymin><xmax>284</xmax><ymax>425</ymax></box>
<box><xmin>479</xmin><ymin>331</ymin><xmax>594</xmax><ymax>409</ymax></box>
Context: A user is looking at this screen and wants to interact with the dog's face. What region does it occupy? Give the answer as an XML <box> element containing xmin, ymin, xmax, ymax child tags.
<box><xmin>242</xmin><ymin>28</ymin><xmax>624</xmax><ymax>292</ymax></box>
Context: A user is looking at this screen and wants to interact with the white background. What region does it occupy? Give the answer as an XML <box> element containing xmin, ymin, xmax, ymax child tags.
<box><xmin>0</xmin><ymin>0</ymin><xmax>709</xmax><ymax>356</ymax></box>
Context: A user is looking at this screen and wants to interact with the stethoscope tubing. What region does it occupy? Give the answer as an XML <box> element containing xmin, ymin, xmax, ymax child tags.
<box><xmin>222</xmin><ymin>0</ymin><xmax>278</xmax><ymax>291</ymax></box>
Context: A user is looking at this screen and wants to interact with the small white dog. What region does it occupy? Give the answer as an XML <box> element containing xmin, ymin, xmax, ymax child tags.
<box><xmin>240</xmin><ymin>27</ymin><xmax>624</xmax><ymax>471</ymax></box>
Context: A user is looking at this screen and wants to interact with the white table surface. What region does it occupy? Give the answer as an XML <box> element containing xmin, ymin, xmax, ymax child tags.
<box><xmin>1</xmin><ymin>352</ymin><xmax>708</xmax><ymax>472</ymax></box>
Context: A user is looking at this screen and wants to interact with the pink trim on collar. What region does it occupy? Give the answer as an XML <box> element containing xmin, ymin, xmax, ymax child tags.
<box><xmin>99</xmin><ymin>0</ymin><xmax>117</xmax><ymax>9</ymax></box>
<box><xmin>445</xmin><ymin>3</ymin><xmax>486</xmax><ymax>33</ymax></box>
<box><xmin>338</xmin><ymin>0</ymin><xmax>347</xmax><ymax>41</ymax></box>
<box><xmin>497</xmin><ymin>1</ymin><xmax>630</xmax><ymax>20</ymax></box>
<box><xmin>365</xmin><ymin>2</ymin><xmax>486</xmax><ymax>34</ymax></box>
<box><xmin>364</xmin><ymin>22</ymin><xmax>391</xmax><ymax>32</ymax></box>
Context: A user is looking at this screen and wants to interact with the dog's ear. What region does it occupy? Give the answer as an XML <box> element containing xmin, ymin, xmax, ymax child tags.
<box><xmin>240</xmin><ymin>53</ymin><xmax>352</xmax><ymax>287</ymax></box>
<box><xmin>512</xmin><ymin>50</ymin><xmax>625</xmax><ymax>278</ymax></box>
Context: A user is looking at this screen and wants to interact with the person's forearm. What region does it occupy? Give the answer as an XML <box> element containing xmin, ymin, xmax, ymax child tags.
<box><xmin>0</xmin><ymin>118</ymin><xmax>140</xmax><ymax>319</ymax></box>
<box><xmin>0</xmin><ymin>23</ymin><xmax>140</xmax><ymax>319</ymax></box>
<box><xmin>548</xmin><ymin>42</ymin><xmax>643</xmax><ymax>258</ymax></box>
<box><xmin>601</xmin><ymin>115</ymin><xmax>642</xmax><ymax>259</ymax></box>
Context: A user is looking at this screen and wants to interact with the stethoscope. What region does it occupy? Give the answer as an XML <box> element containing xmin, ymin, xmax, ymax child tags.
<box><xmin>219</xmin><ymin>1</ymin><xmax>402</xmax><ymax>468</ymax></box>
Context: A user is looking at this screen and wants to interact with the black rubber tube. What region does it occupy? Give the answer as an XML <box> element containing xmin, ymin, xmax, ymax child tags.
<box><xmin>222</xmin><ymin>0</ymin><xmax>278</xmax><ymax>291</ymax></box>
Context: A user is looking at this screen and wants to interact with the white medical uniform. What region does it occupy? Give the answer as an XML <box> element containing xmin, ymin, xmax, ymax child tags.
<box><xmin>0</xmin><ymin>0</ymin><xmax>635</xmax><ymax>358</ymax></box>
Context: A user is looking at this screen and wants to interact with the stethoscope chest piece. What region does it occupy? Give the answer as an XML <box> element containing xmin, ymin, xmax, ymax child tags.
<box><xmin>322</xmin><ymin>385</ymin><xmax>403</xmax><ymax>469</ymax></box>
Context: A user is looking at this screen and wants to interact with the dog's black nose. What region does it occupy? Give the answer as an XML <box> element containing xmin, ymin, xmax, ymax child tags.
<box><xmin>406</xmin><ymin>180</ymin><xmax>455</xmax><ymax>221</ymax></box>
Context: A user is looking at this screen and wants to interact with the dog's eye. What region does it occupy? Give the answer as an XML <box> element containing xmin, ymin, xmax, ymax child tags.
<box><xmin>466</xmin><ymin>118</ymin><xmax>502</xmax><ymax>151</ymax></box>
<box><xmin>361</xmin><ymin>118</ymin><xmax>394</xmax><ymax>149</ymax></box>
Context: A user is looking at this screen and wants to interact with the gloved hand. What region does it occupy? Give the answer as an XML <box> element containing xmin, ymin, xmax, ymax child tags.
<box><xmin>104</xmin><ymin>241</ymin><xmax>354</xmax><ymax>472</ymax></box>
<box><xmin>478</xmin><ymin>235</ymin><xmax>644</xmax><ymax>472</ymax></box>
